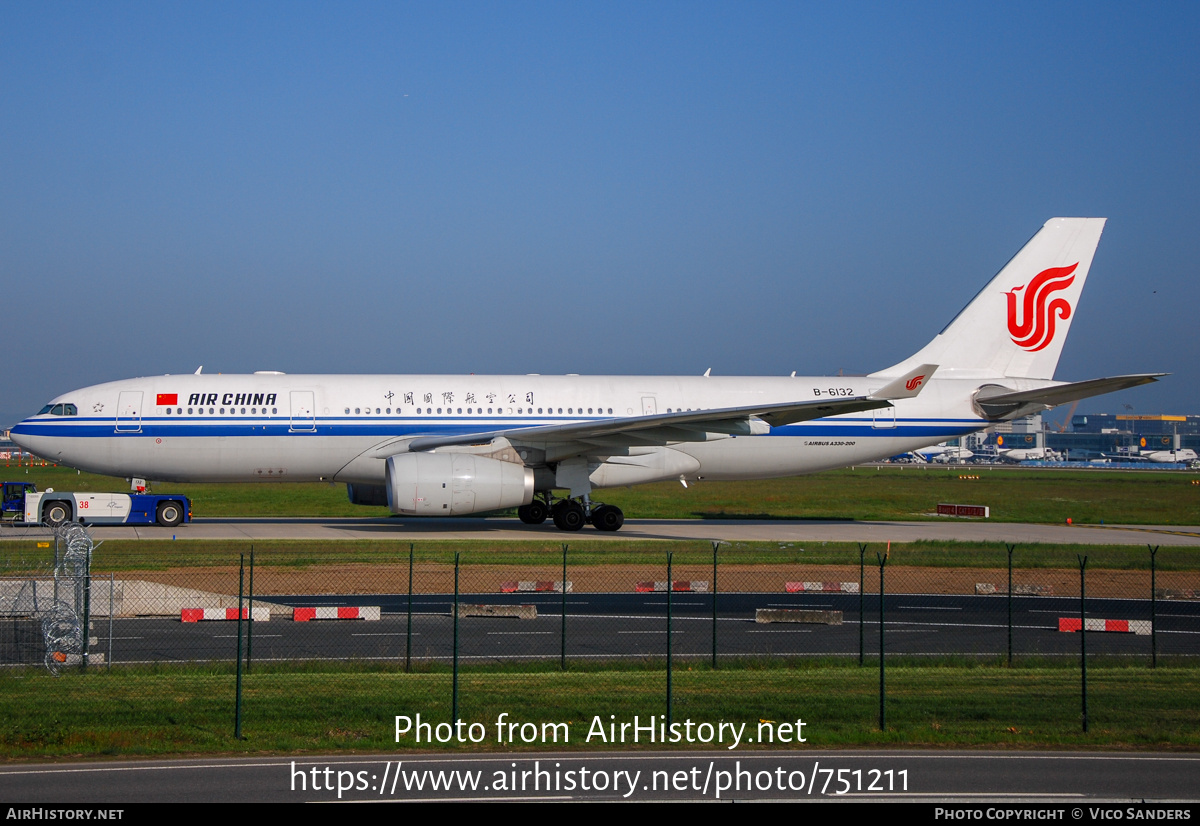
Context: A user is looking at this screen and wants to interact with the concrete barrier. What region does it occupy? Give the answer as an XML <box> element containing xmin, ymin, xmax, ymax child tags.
<box><xmin>975</xmin><ymin>583</ymin><xmax>1053</xmax><ymax>596</ymax></box>
<box><xmin>293</xmin><ymin>606</ymin><xmax>381</xmax><ymax>621</ymax></box>
<box><xmin>1058</xmin><ymin>617</ymin><xmax>1151</xmax><ymax>635</ymax></box>
<box><xmin>635</xmin><ymin>581</ymin><xmax>709</xmax><ymax>592</ymax></box>
<box><xmin>500</xmin><ymin>581</ymin><xmax>572</xmax><ymax>593</ymax></box>
<box><xmin>786</xmin><ymin>581</ymin><xmax>859</xmax><ymax>593</ymax></box>
<box><xmin>756</xmin><ymin>608</ymin><xmax>842</xmax><ymax>625</ymax></box>
<box><xmin>182</xmin><ymin>607</ymin><xmax>270</xmax><ymax>622</ymax></box>
<box><xmin>457</xmin><ymin>603</ymin><xmax>537</xmax><ymax>619</ymax></box>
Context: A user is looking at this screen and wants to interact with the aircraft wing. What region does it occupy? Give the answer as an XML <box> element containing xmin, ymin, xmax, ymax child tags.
<box><xmin>374</xmin><ymin>364</ymin><xmax>937</xmax><ymax>455</ymax></box>
<box><xmin>973</xmin><ymin>373</ymin><xmax>1164</xmax><ymax>419</ymax></box>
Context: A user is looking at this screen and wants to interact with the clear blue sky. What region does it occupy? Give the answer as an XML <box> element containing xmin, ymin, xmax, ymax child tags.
<box><xmin>3</xmin><ymin>2</ymin><xmax>1197</xmax><ymax>428</ymax></box>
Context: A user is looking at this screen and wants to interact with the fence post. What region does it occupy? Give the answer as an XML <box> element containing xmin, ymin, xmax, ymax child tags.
<box><xmin>453</xmin><ymin>552</ymin><xmax>460</xmax><ymax>725</ymax></box>
<box><xmin>107</xmin><ymin>572</ymin><xmax>114</xmax><ymax>672</ymax></box>
<box><xmin>235</xmin><ymin>554</ymin><xmax>245</xmax><ymax>740</ymax></box>
<box><xmin>666</xmin><ymin>551</ymin><xmax>673</xmax><ymax>727</ymax></box>
<box><xmin>246</xmin><ymin>546</ymin><xmax>255</xmax><ymax>673</ymax></box>
<box><xmin>561</xmin><ymin>544</ymin><xmax>568</xmax><ymax>671</ymax></box>
<box><xmin>80</xmin><ymin>540</ymin><xmax>91</xmax><ymax>672</ymax></box>
<box><xmin>877</xmin><ymin>545</ymin><xmax>889</xmax><ymax>731</ymax></box>
<box><xmin>1078</xmin><ymin>554</ymin><xmax>1088</xmax><ymax>733</ymax></box>
<box><xmin>406</xmin><ymin>543</ymin><xmax>414</xmax><ymax>673</ymax></box>
<box><xmin>858</xmin><ymin>543</ymin><xmax>867</xmax><ymax>666</ymax></box>
<box><xmin>1149</xmin><ymin>544</ymin><xmax>1158</xmax><ymax>669</ymax></box>
<box><xmin>712</xmin><ymin>541</ymin><xmax>719</xmax><ymax>670</ymax></box>
<box><xmin>1006</xmin><ymin>543</ymin><xmax>1015</xmax><ymax>666</ymax></box>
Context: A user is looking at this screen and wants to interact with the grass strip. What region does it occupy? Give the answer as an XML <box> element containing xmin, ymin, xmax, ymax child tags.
<box><xmin>9</xmin><ymin>465</ymin><xmax>1200</xmax><ymax>524</ymax></box>
<box><xmin>2</xmin><ymin>538</ymin><xmax>1196</xmax><ymax>574</ymax></box>
<box><xmin>2</xmin><ymin>659</ymin><xmax>1197</xmax><ymax>758</ymax></box>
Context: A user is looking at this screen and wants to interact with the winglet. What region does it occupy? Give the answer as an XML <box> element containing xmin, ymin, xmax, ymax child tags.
<box><xmin>870</xmin><ymin>364</ymin><xmax>937</xmax><ymax>400</ymax></box>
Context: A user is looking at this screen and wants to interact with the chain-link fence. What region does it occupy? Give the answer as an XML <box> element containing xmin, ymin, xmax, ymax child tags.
<box><xmin>2</xmin><ymin>537</ymin><xmax>1197</xmax><ymax>749</ymax></box>
<box><xmin>3</xmin><ymin>541</ymin><xmax>1195</xmax><ymax>670</ymax></box>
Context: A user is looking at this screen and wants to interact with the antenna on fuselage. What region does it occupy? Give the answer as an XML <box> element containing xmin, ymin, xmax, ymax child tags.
<box><xmin>194</xmin><ymin>366</ymin><xmax>203</xmax><ymax>375</ymax></box>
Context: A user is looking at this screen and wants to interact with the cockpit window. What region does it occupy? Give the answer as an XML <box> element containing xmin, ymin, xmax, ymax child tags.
<box><xmin>40</xmin><ymin>403</ymin><xmax>78</xmax><ymax>416</ymax></box>
<box><xmin>38</xmin><ymin>405</ymin><xmax>53</xmax><ymax>415</ymax></box>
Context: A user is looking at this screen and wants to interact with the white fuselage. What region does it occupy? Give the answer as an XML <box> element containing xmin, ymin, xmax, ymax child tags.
<box><xmin>10</xmin><ymin>372</ymin><xmax>1023</xmax><ymax>487</ymax></box>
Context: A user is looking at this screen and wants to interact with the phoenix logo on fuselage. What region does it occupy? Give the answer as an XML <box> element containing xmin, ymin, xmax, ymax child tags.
<box><xmin>1005</xmin><ymin>263</ymin><xmax>1078</xmax><ymax>352</ymax></box>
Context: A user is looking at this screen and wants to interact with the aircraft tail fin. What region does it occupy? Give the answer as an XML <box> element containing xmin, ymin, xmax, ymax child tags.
<box><xmin>874</xmin><ymin>217</ymin><xmax>1107</xmax><ymax>381</ymax></box>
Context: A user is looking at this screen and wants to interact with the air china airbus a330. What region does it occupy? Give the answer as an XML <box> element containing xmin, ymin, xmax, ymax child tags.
<box><xmin>12</xmin><ymin>218</ymin><xmax>1161</xmax><ymax>532</ymax></box>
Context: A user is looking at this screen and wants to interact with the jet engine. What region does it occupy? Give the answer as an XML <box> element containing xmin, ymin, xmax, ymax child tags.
<box><xmin>385</xmin><ymin>453</ymin><xmax>534</xmax><ymax>516</ymax></box>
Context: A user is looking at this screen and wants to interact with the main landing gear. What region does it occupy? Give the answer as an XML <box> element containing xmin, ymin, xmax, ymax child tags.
<box><xmin>518</xmin><ymin>495</ymin><xmax>624</xmax><ymax>532</ymax></box>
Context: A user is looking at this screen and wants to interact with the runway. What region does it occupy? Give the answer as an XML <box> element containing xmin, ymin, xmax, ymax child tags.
<box><xmin>4</xmin><ymin>516</ymin><xmax>1200</xmax><ymax>544</ymax></box>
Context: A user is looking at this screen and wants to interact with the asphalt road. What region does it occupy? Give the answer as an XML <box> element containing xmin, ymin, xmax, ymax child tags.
<box><xmin>3</xmin><ymin>516</ymin><xmax>1200</xmax><ymax>544</ymax></box>
<box><xmin>14</xmin><ymin>591</ymin><xmax>1191</xmax><ymax>666</ymax></box>
<box><xmin>2</xmin><ymin>750</ymin><xmax>1198</xmax><ymax>803</ymax></box>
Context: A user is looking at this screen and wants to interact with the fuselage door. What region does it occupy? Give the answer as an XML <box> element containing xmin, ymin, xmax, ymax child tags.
<box><xmin>872</xmin><ymin>406</ymin><xmax>896</xmax><ymax>429</ymax></box>
<box><xmin>115</xmin><ymin>391</ymin><xmax>143</xmax><ymax>433</ymax></box>
<box><xmin>289</xmin><ymin>390</ymin><xmax>316</xmax><ymax>432</ymax></box>
<box><xmin>641</xmin><ymin>397</ymin><xmax>657</xmax><ymax>416</ymax></box>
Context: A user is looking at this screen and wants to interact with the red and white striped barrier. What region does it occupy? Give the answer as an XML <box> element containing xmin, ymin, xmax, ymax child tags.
<box><xmin>1058</xmin><ymin>617</ymin><xmax>1151</xmax><ymax>635</ymax></box>
<box><xmin>635</xmin><ymin>581</ymin><xmax>709</xmax><ymax>593</ymax></box>
<box><xmin>499</xmin><ymin>580</ymin><xmax>572</xmax><ymax>593</ymax></box>
<box><xmin>181</xmin><ymin>607</ymin><xmax>269</xmax><ymax>622</ymax></box>
<box><xmin>786</xmin><ymin>582</ymin><xmax>860</xmax><ymax>593</ymax></box>
<box><xmin>293</xmin><ymin>606</ymin><xmax>380</xmax><ymax>622</ymax></box>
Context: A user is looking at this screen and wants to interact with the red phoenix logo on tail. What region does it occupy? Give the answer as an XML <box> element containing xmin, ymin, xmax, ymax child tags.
<box><xmin>905</xmin><ymin>375</ymin><xmax>925</xmax><ymax>391</ymax></box>
<box><xmin>1006</xmin><ymin>263</ymin><xmax>1078</xmax><ymax>352</ymax></box>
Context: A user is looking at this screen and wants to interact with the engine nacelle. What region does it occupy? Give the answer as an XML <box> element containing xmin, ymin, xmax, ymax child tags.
<box><xmin>386</xmin><ymin>453</ymin><xmax>534</xmax><ymax>516</ymax></box>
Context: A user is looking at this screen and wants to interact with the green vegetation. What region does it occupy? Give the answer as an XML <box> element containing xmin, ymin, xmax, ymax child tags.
<box><xmin>2</xmin><ymin>660</ymin><xmax>1196</xmax><ymax>758</ymax></box>
<box><xmin>1</xmin><ymin>537</ymin><xmax>1197</xmax><ymax>574</ymax></box>
<box><xmin>8</xmin><ymin>464</ymin><xmax>1200</xmax><ymax>524</ymax></box>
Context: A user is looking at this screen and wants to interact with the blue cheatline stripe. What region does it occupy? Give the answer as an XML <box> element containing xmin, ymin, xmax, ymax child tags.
<box><xmin>11</xmin><ymin>417</ymin><xmax>987</xmax><ymax>440</ymax></box>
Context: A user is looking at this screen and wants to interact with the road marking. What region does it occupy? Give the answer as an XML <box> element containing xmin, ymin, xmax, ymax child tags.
<box><xmin>212</xmin><ymin>634</ymin><xmax>282</xmax><ymax>638</ymax></box>
<box><xmin>487</xmin><ymin>631</ymin><xmax>552</xmax><ymax>635</ymax></box>
<box><xmin>898</xmin><ymin>606</ymin><xmax>963</xmax><ymax>610</ymax></box>
<box><xmin>351</xmin><ymin>633</ymin><xmax>421</xmax><ymax>637</ymax></box>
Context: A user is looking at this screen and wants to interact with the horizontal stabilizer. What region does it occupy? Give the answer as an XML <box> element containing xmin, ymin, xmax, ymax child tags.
<box><xmin>974</xmin><ymin>373</ymin><xmax>1164</xmax><ymax>420</ymax></box>
<box><xmin>869</xmin><ymin>364</ymin><xmax>938</xmax><ymax>400</ymax></box>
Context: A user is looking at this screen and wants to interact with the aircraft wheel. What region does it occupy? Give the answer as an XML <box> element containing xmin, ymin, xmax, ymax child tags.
<box><xmin>552</xmin><ymin>500</ymin><xmax>586</xmax><ymax>531</ymax></box>
<box><xmin>517</xmin><ymin>500</ymin><xmax>549</xmax><ymax>525</ymax></box>
<box><xmin>156</xmin><ymin>500</ymin><xmax>184</xmax><ymax>528</ymax></box>
<box><xmin>591</xmin><ymin>504</ymin><xmax>624</xmax><ymax>532</ymax></box>
<box><xmin>43</xmin><ymin>501</ymin><xmax>72</xmax><ymax>527</ymax></box>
